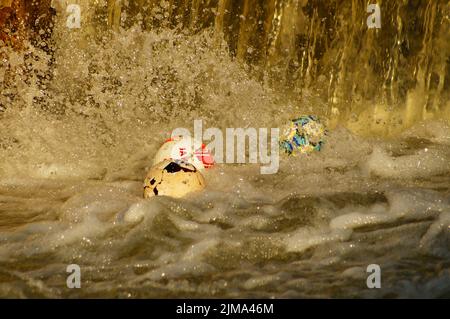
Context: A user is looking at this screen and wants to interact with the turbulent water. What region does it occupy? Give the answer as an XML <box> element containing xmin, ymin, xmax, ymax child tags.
<box><xmin>0</xmin><ymin>1</ymin><xmax>449</xmax><ymax>298</ymax></box>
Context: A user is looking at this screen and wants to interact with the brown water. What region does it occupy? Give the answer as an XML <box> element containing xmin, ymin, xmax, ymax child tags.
<box><xmin>0</xmin><ymin>0</ymin><xmax>449</xmax><ymax>298</ymax></box>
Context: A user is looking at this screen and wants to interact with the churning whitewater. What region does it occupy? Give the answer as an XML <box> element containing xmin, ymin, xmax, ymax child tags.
<box><xmin>0</xmin><ymin>1</ymin><xmax>449</xmax><ymax>298</ymax></box>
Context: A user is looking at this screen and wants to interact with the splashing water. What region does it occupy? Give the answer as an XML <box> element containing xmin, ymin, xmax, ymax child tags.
<box><xmin>0</xmin><ymin>0</ymin><xmax>449</xmax><ymax>298</ymax></box>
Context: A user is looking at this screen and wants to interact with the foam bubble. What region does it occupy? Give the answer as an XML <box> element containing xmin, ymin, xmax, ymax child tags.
<box><xmin>363</xmin><ymin>146</ymin><xmax>450</xmax><ymax>179</ymax></box>
<box><xmin>284</xmin><ymin>228</ymin><xmax>353</xmax><ymax>253</ymax></box>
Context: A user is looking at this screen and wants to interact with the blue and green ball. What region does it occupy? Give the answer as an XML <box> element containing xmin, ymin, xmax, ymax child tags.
<box><xmin>279</xmin><ymin>115</ymin><xmax>327</xmax><ymax>155</ymax></box>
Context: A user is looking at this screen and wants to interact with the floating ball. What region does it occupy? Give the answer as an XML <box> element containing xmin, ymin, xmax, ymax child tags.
<box><xmin>153</xmin><ymin>135</ymin><xmax>214</xmax><ymax>171</ymax></box>
<box><xmin>144</xmin><ymin>160</ymin><xmax>206</xmax><ymax>199</ymax></box>
<box><xmin>279</xmin><ymin>115</ymin><xmax>326</xmax><ymax>155</ymax></box>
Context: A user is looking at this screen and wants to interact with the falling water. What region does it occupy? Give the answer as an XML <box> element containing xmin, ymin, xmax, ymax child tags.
<box><xmin>0</xmin><ymin>0</ymin><xmax>449</xmax><ymax>298</ymax></box>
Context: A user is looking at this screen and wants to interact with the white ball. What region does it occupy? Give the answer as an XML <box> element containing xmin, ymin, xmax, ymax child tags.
<box><xmin>153</xmin><ymin>135</ymin><xmax>214</xmax><ymax>171</ymax></box>
<box><xmin>144</xmin><ymin>160</ymin><xmax>206</xmax><ymax>199</ymax></box>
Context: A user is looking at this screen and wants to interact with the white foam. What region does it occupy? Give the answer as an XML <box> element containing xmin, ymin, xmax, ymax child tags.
<box><xmin>330</xmin><ymin>212</ymin><xmax>392</xmax><ymax>230</ymax></box>
<box><xmin>363</xmin><ymin>146</ymin><xmax>450</xmax><ymax>178</ymax></box>
<box><xmin>330</xmin><ymin>189</ymin><xmax>450</xmax><ymax>231</ymax></box>
<box><xmin>341</xmin><ymin>266</ymin><xmax>366</xmax><ymax>279</ymax></box>
<box><xmin>402</xmin><ymin>120</ymin><xmax>450</xmax><ymax>145</ymax></box>
<box><xmin>181</xmin><ymin>239</ymin><xmax>218</xmax><ymax>262</ymax></box>
<box><xmin>141</xmin><ymin>261</ymin><xmax>215</xmax><ymax>281</ymax></box>
<box><xmin>284</xmin><ymin>228</ymin><xmax>352</xmax><ymax>252</ymax></box>
<box><xmin>122</xmin><ymin>200</ymin><xmax>161</xmax><ymax>223</ymax></box>
<box><xmin>60</xmin><ymin>185</ymin><xmax>138</xmax><ymax>223</ymax></box>
<box><xmin>420</xmin><ymin>212</ymin><xmax>450</xmax><ymax>258</ymax></box>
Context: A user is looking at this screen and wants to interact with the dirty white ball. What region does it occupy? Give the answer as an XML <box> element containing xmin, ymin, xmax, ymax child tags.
<box><xmin>144</xmin><ymin>160</ymin><xmax>206</xmax><ymax>199</ymax></box>
<box><xmin>153</xmin><ymin>135</ymin><xmax>214</xmax><ymax>171</ymax></box>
